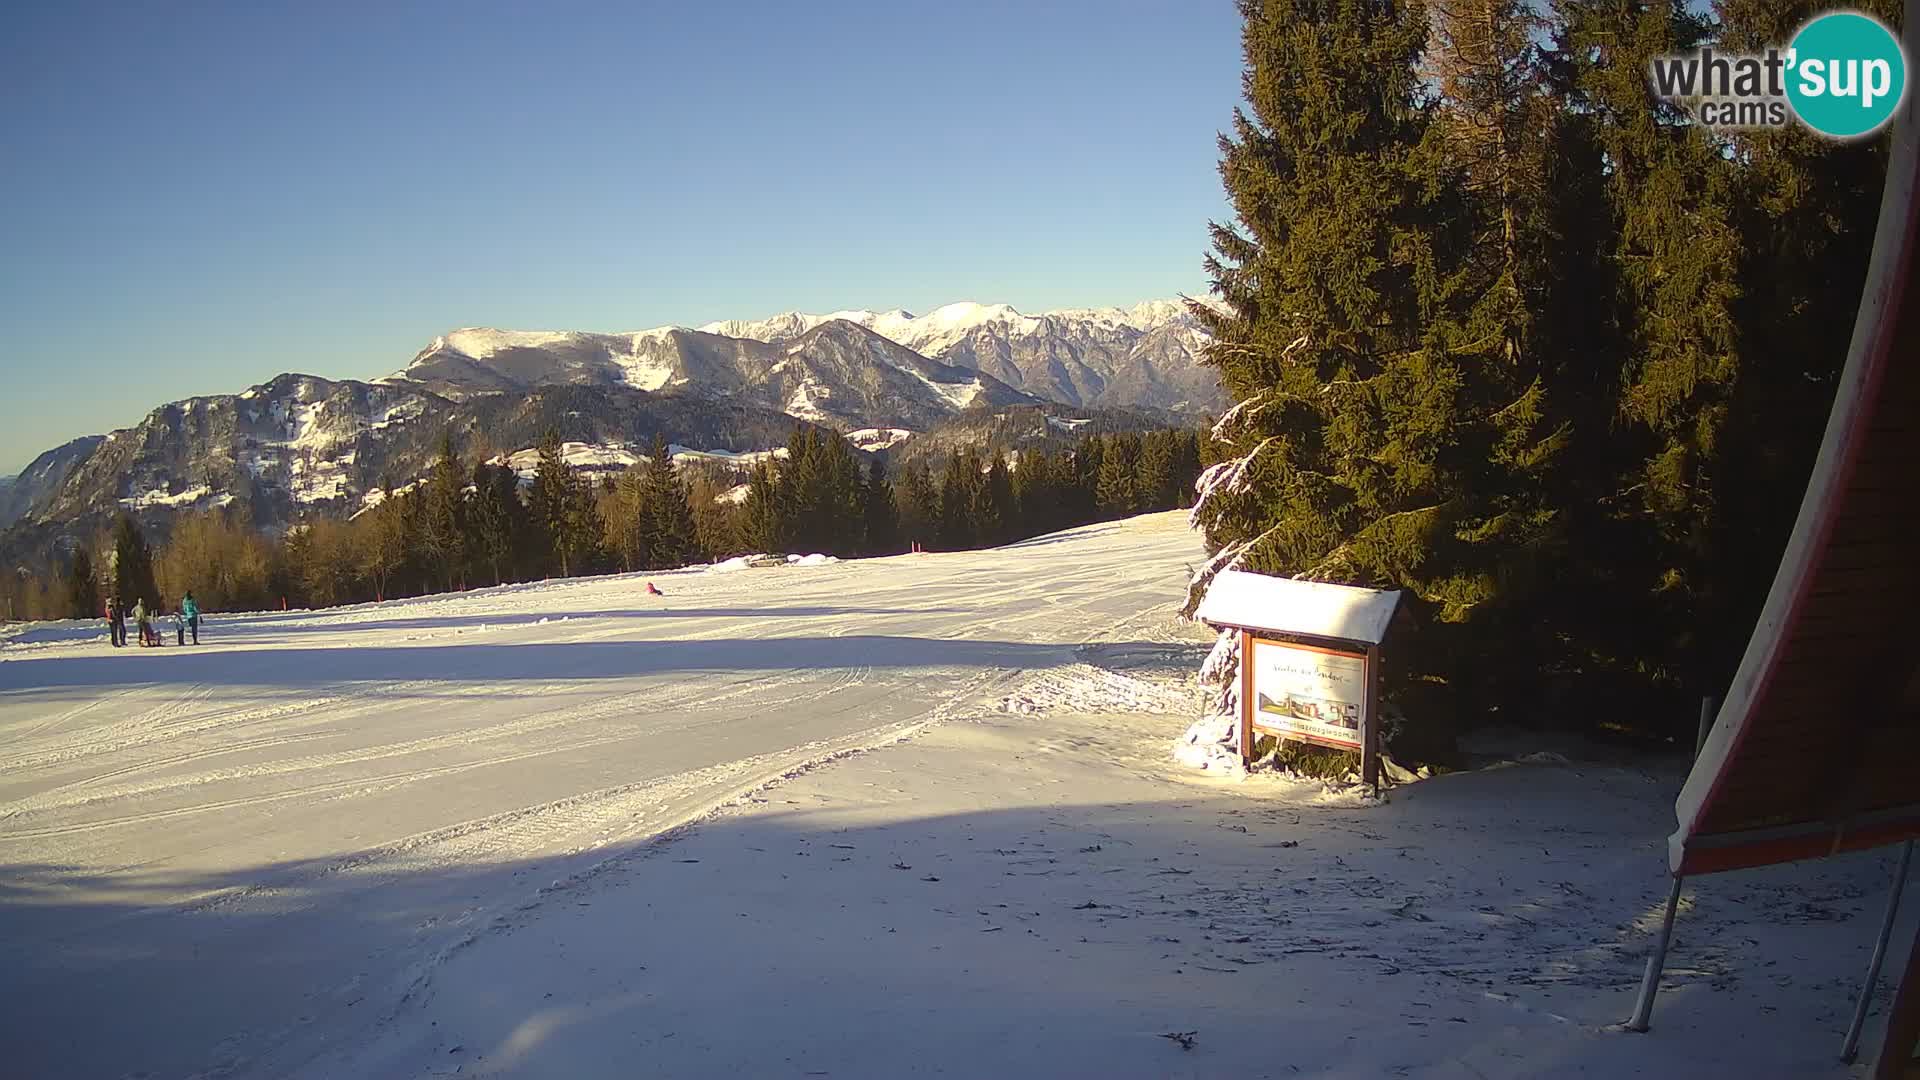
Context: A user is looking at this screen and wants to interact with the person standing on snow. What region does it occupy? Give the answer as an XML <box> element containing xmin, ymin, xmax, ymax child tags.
<box><xmin>182</xmin><ymin>591</ymin><xmax>200</xmax><ymax>645</ymax></box>
<box><xmin>105</xmin><ymin>594</ymin><xmax>123</xmax><ymax>647</ymax></box>
<box><xmin>133</xmin><ymin>597</ymin><xmax>152</xmax><ymax>647</ymax></box>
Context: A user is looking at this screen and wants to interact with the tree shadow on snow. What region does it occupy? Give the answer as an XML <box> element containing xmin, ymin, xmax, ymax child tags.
<box><xmin>212</xmin><ymin>606</ymin><xmax>942</xmax><ymax>640</ymax></box>
<box><xmin>0</xmin><ymin>635</ymin><xmax>1143</xmax><ymax>694</ymax></box>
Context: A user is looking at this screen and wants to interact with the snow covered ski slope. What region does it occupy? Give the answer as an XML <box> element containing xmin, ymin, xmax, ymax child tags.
<box><xmin>0</xmin><ymin>513</ymin><xmax>1203</xmax><ymax>1080</ymax></box>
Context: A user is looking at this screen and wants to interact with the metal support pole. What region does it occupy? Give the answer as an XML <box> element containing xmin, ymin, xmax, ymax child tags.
<box><xmin>1628</xmin><ymin>876</ymin><xmax>1685</xmax><ymax>1032</ymax></box>
<box><xmin>1695</xmin><ymin>696</ymin><xmax>1717</xmax><ymax>759</ymax></box>
<box><xmin>1844</xmin><ymin>839</ymin><xmax>1916</xmax><ymax>1063</ymax></box>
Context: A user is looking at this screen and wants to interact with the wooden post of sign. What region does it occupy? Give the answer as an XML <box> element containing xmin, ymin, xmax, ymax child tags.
<box><xmin>1239</xmin><ymin>629</ymin><xmax>1254</xmax><ymax>767</ymax></box>
<box><xmin>1362</xmin><ymin>643</ymin><xmax>1381</xmax><ymax>788</ymax></box>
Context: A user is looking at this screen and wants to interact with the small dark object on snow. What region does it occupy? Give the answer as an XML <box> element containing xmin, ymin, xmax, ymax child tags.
<box><xmin>920</xmin><ymin>875</ymin><xmax>941</xmax><ymax>882</ymax></box>
<box><xmin>1079</xmin><ymin>844</ymin><xmax>1102</xmax><ymax>853</ymax></box>
<box><xmin>1161</xmin><ymin>1031</ymin><xmax>1198</xmax><ymax>1050</ymax></box>
<box><xmin>449</xmin><ymin>1045</ymin><xmax>465</xmax><ymax>1054</ymax></box>
<box><xmin>1073</xmin><ymin>901</ymin><xmax>1102</xmax><ymax>910</ymax></box>
<box><xmin>892</xmin><ymin>861</ymin><xmax>911</xmax><ymax>870</ymax></box>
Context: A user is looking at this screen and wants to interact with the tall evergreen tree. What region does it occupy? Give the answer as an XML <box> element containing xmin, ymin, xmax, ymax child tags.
<box><xmin>469</xmin><ymin>462</ymin><xmax>525</xmax><ymax>586</ymax></box>
<box><xmin>862</xmin><ymin>458</ymin><xmax>902</xmax><ymax>555</ymax></box>
<box><xmin>67</xmin><ymin>547</ymin><xmax>98</xmax><ymax>620</ymax></box>
<box><xmin>741</xmin><ymin>460</ymin><xmax>786</xmax><ymax>554</ymax></box>
<box><xmin>419</xmin><ymin>434</ymin><xmax>469</xmax><ymax>591</ymax></box>
<box><xmin>1699</xmin><ymin>0</ymin><xmax>1899</xmax><ymax>687</ymax></box>
<box><xmin>1172</xmin><ymin>431</ymin><xmax>1204</xmax><ymax>509</ymax></box>
<box><xmin>111</xmin><ymin>514</ymin><xmax>159</xmax><ymax>610</ymax></box>
<box><xmin>1189</xmin><ymin>0</ymin><xmax>1562</xmax><ymax>718</ymax></box>
<box><xmin>640</xmin><ymin>433</ymin><xmax>700</xmax><ymax>569</ymax></box>
<box><xmin>1010</xmin><ymin>449</ymin><xmax>1054</xmax><ymax>538</ymax></box>
<box><xmin>937</xmin><ymin>450</ymin><xmax>979</xmax><ymax>551</ymax></box>
<box><xmin>896</xmin><ymin>461</ymin><xmax>939</xmax><ymax>549</ymax></box>
<box><xmin>974</xmin><ymin>454</ymin><xmax>1014</xmax><ymax>547</ymax></box>
<box><xmin>1555</xmin><ymin>0</ymin><xmax>1743</xmax><ymax>696</ymax></box>
<box><xmin>1096</xmin><ymin>433</ymin><xmax>1142</xmax><ymax>518</ymax></box>
<box><xmin>528</xmin><ymin>429</ymin><xmax>596</xmax><ymax>577</ymax></box>
<box><xmin>1136</xmin><ymin>431</ymin><xmax>1178</xmax><ymax>512</ymax></box>
<box><xmin>1070</xmin><ymin>436</ymin><xmax>1104</xmax><ymax>525</ymax></box>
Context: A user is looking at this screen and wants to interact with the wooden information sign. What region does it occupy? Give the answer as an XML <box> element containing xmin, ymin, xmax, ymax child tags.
<box><xmin>1195</xmin><ymin>570</ymin><xmax>1400</xmax><ymax>786</ymax></box>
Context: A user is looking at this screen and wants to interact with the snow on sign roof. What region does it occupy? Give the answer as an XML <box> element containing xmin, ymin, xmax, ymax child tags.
<box><xmin>1194</xmin><ymin>570</ymin><xmax>1401</xmax><ymax>645</ymax></box>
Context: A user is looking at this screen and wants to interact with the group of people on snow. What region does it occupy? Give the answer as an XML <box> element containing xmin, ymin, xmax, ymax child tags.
<box><xmin>105</xmin><ymin>591</ymin><xmax>200</xmax><ymax>648</ymax></box>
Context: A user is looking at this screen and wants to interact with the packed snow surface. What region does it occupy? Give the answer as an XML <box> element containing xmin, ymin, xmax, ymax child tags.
<box><xmin>1</xmin><ymin>511</ymin><xmax>1907</xmax><ymax>1079</ymax></box>
<box><xmin>0</xmin><ymin>514</ymin><xmax>1197</xmax><ymax>1078</ymax></box>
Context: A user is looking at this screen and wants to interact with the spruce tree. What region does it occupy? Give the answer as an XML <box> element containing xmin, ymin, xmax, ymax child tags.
<box><xmin>937</xmin><ymin>450</ymin><xmax>979</xmax><ymax>550</ymax></box>
<box><xmin>1555</xmin><ymin>0</ymin><xmax>1744</xmax><ymax>695</ymax></box>
<box><xmin>420</xmin><ymin>434</ymin><xmax>469</xmax><ymax>591</ymax></box>
<box><xmin>1071</xmin><ymin>436</ymin><xmax>1104</xmax><ymax>525</ymax></box>
<box><xmin>1136</xmin><ymin>431</ymin><xmax>1177</xmax><ymax>512</ymax></box>
<box><xmin>1189</xmin><ymin>0</ymin><xmax>1562</xmax><ymax>717</ymax></box>
<box><xmin>780</xmin><ymin>427</ymin><xmax>826</xmax><ymax>553</ymax></box>
<box><xmin>1700</xmin><ymin>0</ymin><xmax>1899</xmax><ymax>686</ymax></box>
<box><xmin>741</xmin><ymin>460</ymin><xmax>787</xmax><ymax>554</ymax></box>
<box><xmin>1172</xmin><ymin>431</ymin><xmax>1204</xmax><ymax>509</ymax></box>
<box><xmin>67</xmin><ymin>547</ymin><xmax>98</xmax><ymax>620</ymax></box>
<box><xmin>469</xmin><ymin>462</ymin><xmax>524</xmax><ymax>586</ymax></box>
<box><xmin>640</xmin><ymin>433</ymin><xmax>699</xmax><ymax>569</ymax></box>
<box><xmin>973</xmin><ymin>454</ymin><xmax>1014</xmax><ymax>547</ymax></box>
<box><xmin>1010</xmin><ymin>450</ymin><xmax>1052</xmax><ymax>539</ymax></box>
<box><xmin>1096</xmin><ymin>433</ymin><xmax>1141</xmax><ymax>519</ymax></box>
<box><xmin>863</xmin><ymin>458</ymin><xmax>902</xmax><ymax>555</ymax></box>
<box><xmin>111</xmin><ymin>514</ymin><xmax>159</xmax><ymax>610</ymax></box>
<box><xmin>529</xmin><ymin>429</ymin><xmax>596</xmax><ymax>577</ymax></box>
<box><xmin>896</xmin><ymin>461</ymin><xmax>939</xmax><ymax>550</ymax></box>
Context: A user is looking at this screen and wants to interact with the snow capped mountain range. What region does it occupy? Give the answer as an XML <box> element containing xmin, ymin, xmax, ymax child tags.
<box><xmin>392</xmin><ymin>297</ymin><xmax>1222</xmax><ymax>420</ymax></box>
<box><xmin>0</xmin><ymin>297</ymin><xmax>1220</xmax><ymax>555</ymax></box>
<box><xmin>704</xmin><ymin>298</ymin><xmax>1220</xmax><ymax>415</ymax></box>
<box><xmin>699</xmin><ymin>299</ymin><xmax>1194</xmax><ymax>348</ymax></box>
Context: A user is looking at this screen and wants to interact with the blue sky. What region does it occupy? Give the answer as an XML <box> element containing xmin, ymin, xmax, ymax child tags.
<box><xmin>0</xmin><ymin>2</ymin><xmax>1243</xmax><ymax>475</ymax></box>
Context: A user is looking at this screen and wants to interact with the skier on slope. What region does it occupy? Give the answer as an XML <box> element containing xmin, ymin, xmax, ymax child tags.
<box><xmin>646</xmin><ymin>582</ymin><xmax>664</xmax><ymax>597</ymax></box>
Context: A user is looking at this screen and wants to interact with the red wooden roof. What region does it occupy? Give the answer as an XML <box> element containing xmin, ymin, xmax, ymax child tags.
<box><xmin>1669</xmin><ymin>122</ymin><xmax>1920</xmax><ymax>878</ymax></box>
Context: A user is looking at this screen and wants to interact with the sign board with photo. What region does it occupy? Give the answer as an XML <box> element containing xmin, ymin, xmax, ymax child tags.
<box><xmin>1244</xmin><ymin>636</ymin><xmax>1366</xmax><ymax>751</ymax></box>
<box><xmin>1195</xmin><ymin>570</ymin><xmax>1403</xmax><ymax>785</ymax></box>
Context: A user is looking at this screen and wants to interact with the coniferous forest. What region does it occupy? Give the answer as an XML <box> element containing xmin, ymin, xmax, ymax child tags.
<box><xmin>6</xmin><ymin>426</ymin><xmax>1203</xmax><ymax>624</ymax></box>
<box><xmin>1187</xmin><ymin>0</ymin><xmax>1897</xmax><ymax>744</ymax></box>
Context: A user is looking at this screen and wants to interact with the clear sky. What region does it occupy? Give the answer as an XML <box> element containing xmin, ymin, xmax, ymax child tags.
<box><xmin>0</xmin><ymin>1</ymin><xmax>1243</xmax><ymax>475</ymax></box>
